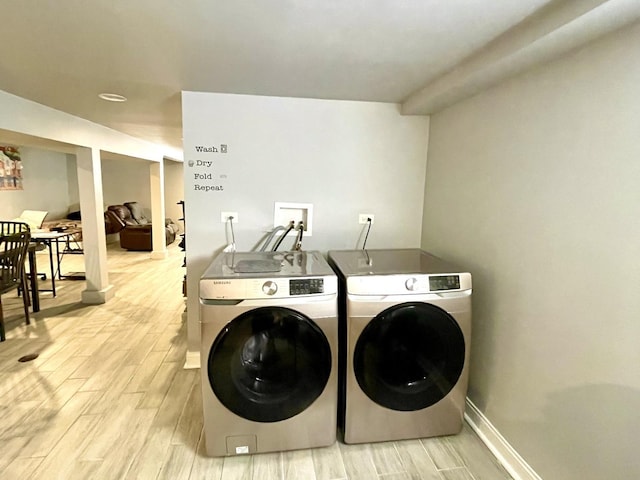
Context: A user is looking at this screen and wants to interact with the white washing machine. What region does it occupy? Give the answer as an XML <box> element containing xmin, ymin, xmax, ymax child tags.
<box><xmin>328</xmin><ymin>248</ymin><xmax>472</xmax><ymax>444</ymax></box>
<box><xmin>199</xmin><ymin>250</ymin><xmax>338</xmax><ymax>457</ymax></box>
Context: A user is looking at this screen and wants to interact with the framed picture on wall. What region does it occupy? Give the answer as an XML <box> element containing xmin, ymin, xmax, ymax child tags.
<box><xmin>0</xmin><ymin>146</ymin><xmax>23</xmax><ymax>191</ymax></box>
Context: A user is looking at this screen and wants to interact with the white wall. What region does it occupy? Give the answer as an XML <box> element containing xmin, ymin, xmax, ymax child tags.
<box><xmin>421</xmin><ymin>22</ymin><xmax>640</xmax><ymax>480</ymax></box>
<box><xmin>1</xmin><ymin>147</ymin><xmax>183</xmax><ymax>230</ymax></box>
<box><xmin>66</xmin><ymin>153</ymin><xmax>80</xmax><ymax>210</ymax></box>
<box><xmin>0</xmin><ymin>146</ymin><xmax>73</xmax><ymax>220</ymax></box>
<box><xmin>101</xmin><ymin>157</ymin><xmax>152</xmax><ymax>212</ymax></box>
<box><xmin>164</xmin><ymin>158</ymin><xmax>185</xmax><ymax>231</ymax></box>
<box><xmin>183</xmin><ymin>92</ymin><xmax>429</xmax><ymax>355</ymax></box>
<box><xmin>100</xmin><ymin>157</ymin><xmax>183</xmax><ymax>225</ymax></box>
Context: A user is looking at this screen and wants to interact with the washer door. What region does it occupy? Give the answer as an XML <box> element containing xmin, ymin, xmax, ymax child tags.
<box><xmin>354</xmin><ymin>302</ymin><xmax>465</xmax><ymax>411</ymax></box>
<box><xmin>208</xmin><ymin>306</ymin><xmax>332</xmax><ymax>423</ymax></box>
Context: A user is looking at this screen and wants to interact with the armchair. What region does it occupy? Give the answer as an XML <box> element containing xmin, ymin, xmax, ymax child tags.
<box><xmin>105</xmin><ymin>203</ymin><xmax>178</xmax><ymax>251</ymax></box>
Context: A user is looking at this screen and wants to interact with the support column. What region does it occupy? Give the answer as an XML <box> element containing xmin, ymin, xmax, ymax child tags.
<box><xmin>76</xmin><ymin>147</ymin><xmax>114</xmax><ymax>304</ymax></box>
<box><xmin>150</xmin><ymin>160</ymin><xmax>168</xmax><ymax>259</ymax></box>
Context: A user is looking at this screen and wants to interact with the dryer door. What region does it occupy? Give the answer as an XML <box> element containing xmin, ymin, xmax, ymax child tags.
<box><xmin>208</xmin><ymin>306</ymin><xmax>332</xmax><ymax>423</ymax></box>
<box><xmin>354</xmin><ymin>302</ymin><xmax>464</xmax><ymax>411</ymax></box>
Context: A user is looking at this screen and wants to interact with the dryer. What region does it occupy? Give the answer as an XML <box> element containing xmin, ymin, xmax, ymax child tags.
<box><xmin>199</xmin><ymin>250</ymin><xmax>338</xmax><ymax>456</ymax></box>
<box><xmin>328</xmin><ymin>248</ymin><xmax>471</xmax><ymax>444</ymax></box>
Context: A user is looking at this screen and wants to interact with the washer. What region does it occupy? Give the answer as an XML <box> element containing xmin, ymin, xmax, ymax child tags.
<box><xmin>328</xmin><ymin>248</ymin><xmax>472</xmax><ymax>444</ymax></box>
<box><xmin>199</xmin><ymin>250</ymin><xmax>338</xmax><ymax>457</ymax></box>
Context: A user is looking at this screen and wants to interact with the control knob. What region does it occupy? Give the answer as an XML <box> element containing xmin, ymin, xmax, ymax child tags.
<box><xmin>262</xmin><ymin>281</ymin><xmax>278</xmax><ymax>296</ymax></box>
<box><xmin>405</xmin><ymin>277</ymin><xmax>417</xmax><ymax>291</ymax></box>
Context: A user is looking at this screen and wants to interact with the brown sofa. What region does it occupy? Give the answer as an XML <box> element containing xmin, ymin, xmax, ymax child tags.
<box><xmin>105</xmin><ymin>202</ymin><xmax>178</xmax><ymax>251</ymax></box>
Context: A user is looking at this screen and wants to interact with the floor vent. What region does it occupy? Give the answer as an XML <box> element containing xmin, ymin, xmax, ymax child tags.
<box><xmin>18</xmin><ymin>353</ymin><xmax>39</xmax><ymax>363</ymax></box>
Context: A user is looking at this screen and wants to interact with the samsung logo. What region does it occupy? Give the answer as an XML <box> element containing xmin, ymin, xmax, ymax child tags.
<box><xmin>212</xmin><ymin>280</ymin><xmax>231</xmax><ymax>285</ymax></box>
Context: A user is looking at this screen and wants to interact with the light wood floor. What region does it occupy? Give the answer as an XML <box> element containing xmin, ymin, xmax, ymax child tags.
<box><xmin>0</xmin><ymin>242</ymin><xmax>512</xmax><ymax>480</ymax></box>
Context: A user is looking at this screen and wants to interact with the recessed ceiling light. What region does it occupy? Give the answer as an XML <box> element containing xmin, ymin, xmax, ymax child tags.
<box><xmin>98</xmin><ymin>92</ymin><xmax>127</xmax><ymax>102</ymax></box>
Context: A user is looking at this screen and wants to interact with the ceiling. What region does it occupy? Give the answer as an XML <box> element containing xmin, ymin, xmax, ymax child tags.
<box><xmin>0</xmin><ymin>0</ymin><xmax>626</xmax><ymax>154</ymax></box>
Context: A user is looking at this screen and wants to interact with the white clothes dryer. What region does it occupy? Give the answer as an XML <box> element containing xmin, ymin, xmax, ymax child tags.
<box><xmin>328</xmin><ymin>248</ymin><xmax>472</xmax><ymax>444</ymax></box>
<box><xmin>199</xmin><ymin>251</ymin><xmax>338</xmax><ymax>456</ymax></box>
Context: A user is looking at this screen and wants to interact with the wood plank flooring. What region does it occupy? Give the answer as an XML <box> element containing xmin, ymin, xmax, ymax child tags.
<box><xmin>0</xmin><ymin>242</ymin><xmax>512</xmax><ymax>480</ymax></box>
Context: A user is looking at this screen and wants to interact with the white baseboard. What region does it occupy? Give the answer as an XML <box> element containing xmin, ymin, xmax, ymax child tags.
<box><xmin>81</xmin><ymin>284</ymin><xmax>115</xmax><ymax>304</ymax></box>
<box><xmin>150</xmin><ymin>249</ymin><xmax>169</xmax><ymax>260</ymax></box>
<box><xmin>183</xmin><ymin>350</ymin><xmax>200</xmax><ymax>370</ymax></box>
<box><xmin>180</xmin><ymin>357</ymin><xmax>538</xmax><ymax>477</ymax></box>
<box><xmin>465</xmin><ymin>398</ymin><xmax>542</xmax><ymax>480</ymax></box>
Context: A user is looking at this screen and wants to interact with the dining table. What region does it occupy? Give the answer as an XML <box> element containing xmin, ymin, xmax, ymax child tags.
<box><xmin>30</xmin><ymin>229</ymin><xmax>82</xmax><ymax>297</ymax></box>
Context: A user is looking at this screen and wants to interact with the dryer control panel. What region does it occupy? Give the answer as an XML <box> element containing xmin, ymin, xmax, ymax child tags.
<box><xmin>404</xmin><ymin>275</ymin><xmax>461</xmax><ymax>291</ymax></box>
<box><xmin>428</xmin><ymin>275</ymin><xmax>461</xmax><ymax>291</ymax></box>
<box><xmin>346</xmin><ymin>272</ymin><xmax>471</xmax><ymax>296</ymax></box>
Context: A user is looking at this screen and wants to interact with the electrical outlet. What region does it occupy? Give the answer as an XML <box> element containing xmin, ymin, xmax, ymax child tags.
<box><xmin>221</xmin><ymin>211</ymin><xmax>238</xmax><ymax>223</ymax></box>
<box><xmin>358</xmin><ymin>214</ymin><xmax>375</xmax><ymax>224</ymax></box>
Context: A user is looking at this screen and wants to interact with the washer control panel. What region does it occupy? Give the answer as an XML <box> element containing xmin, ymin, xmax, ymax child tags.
<box><xmin>201</xmin><ymin>276</ymin><xmax>335</xmax><ymax>299</ymax></box>
<box><xmin>290</xmin><ymin>278</ymin><xmax>324</xmax><ymax>295</ymax></box>
<box><xmin>262</xmin><ymin>281</ymin><xmax>278</xmax><ymax>295</ymax></box>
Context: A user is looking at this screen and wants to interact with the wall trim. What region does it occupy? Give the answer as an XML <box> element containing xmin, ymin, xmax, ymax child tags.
<box><xmin>183</xmin><ymin>350</ymin><xmax>200</xmax><ymax>370</ymax></box>
<box><xmin>81</xmin><ymin>285</ymin><xmax>115</xmax><ymax>304</ymax></box>
<box><xmin>465</xmin><ymin>398</ymin><xmax>542</xmax><ymax>480</ymax></box>
<box><xmin>150</xmin><ymin>249</ymin><xmax>169</xmax><ymax>260</ymax></box>
<box><xmin>181</xmin><ymin>361</ymin><xmax>541</xmax><ymax>477</ymax></box>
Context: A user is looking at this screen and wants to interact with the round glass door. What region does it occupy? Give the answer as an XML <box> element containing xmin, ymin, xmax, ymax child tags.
<box><xmin>354</xmin><ymin>302</ymin><xmax>465</xmax><ymax>411</ymax></box>
<box><xmin>208</xmin><ymin>306</ymin><xmax>332</xmax><ymax>423</ymax></box>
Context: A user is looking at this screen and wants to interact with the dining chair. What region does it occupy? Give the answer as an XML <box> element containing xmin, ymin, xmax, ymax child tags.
<box><xmin>0</xmin><ymin>221</ymin><xmax>32</xmax><ymax>341</ymax></box>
